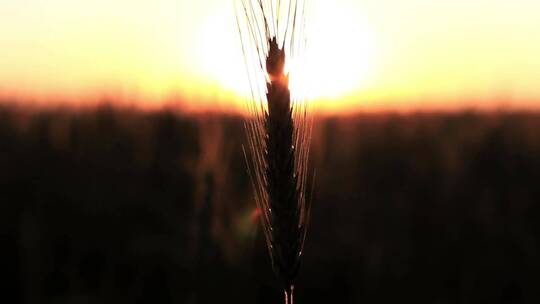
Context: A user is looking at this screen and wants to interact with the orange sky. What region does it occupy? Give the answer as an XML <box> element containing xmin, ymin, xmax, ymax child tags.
<box><xmin>1</xmin><ymin>0</ymin><xmax>540</xmax><ymax>113</ymax></box>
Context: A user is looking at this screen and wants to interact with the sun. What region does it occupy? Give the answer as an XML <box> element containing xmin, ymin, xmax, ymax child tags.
<box><xmin>195</xmin><ymin>1</ymin><xmax>376</xmax><ymax>104</ymax></box>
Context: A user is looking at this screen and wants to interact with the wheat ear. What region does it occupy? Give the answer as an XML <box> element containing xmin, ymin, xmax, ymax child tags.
<box><xmin>236</xmin><ymin>1</ymin><xmax>313</xmax><ymax>302</ymax></box>
<box><xmin>265</xmin><ymin>37</ymin><xmax>301</xmax><ymax>289</ymax></box>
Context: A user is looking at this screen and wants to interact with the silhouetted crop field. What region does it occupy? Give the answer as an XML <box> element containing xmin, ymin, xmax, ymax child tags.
<box><xmin>1</xmin><ymin>104</ymin><xmax>540</xmax><ymax>303</ymax></box>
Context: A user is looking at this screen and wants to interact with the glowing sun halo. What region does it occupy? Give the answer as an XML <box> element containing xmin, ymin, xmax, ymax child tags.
<box><xmin>196</xmin><ymin>1</ymin><xmax>376</xmax><ymax>102</ymax></box>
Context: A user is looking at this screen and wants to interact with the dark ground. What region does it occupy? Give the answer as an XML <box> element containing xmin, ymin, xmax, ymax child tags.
<box><xmin>1</xmin><ymin>104</ymin><xmax>540</xmax><ymax>303</ymax></box>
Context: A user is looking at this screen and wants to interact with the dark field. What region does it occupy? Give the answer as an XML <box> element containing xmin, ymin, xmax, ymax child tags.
<box><xmin>1</xmin><ymin>104</ymin><xmax>540</xmax><ymax>303</ymax></box>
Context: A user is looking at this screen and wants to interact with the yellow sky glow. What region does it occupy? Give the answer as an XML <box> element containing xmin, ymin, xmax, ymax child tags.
<box><xmin>1</xmin><ymin>0</ymin><xmax>539</xmax><ymax>112</ymax></box>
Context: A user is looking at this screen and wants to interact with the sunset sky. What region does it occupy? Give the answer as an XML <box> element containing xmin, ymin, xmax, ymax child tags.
<box><xmin>1</xmin><ymin>0</ymin><xmax>539</xmax><ymax>112</ymax></box>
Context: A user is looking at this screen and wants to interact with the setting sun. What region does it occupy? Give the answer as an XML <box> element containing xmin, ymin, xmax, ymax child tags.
<box><xmin>196</xmin><ymin>1</ymin><xmax>376</xmax><ymax>101</ymax></box>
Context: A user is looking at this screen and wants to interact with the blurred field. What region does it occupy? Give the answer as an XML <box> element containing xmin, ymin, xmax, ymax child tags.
<box><xmin>1</xmin><ymin>103</ymin><xmax>540</xmax><ymax>303</ymax></box>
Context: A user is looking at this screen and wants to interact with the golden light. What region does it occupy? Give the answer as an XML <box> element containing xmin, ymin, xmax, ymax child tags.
<box><xmin>2</xmin><ymin>0</ymin><xmax>540</xmax><ymax>112</ymax></box>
